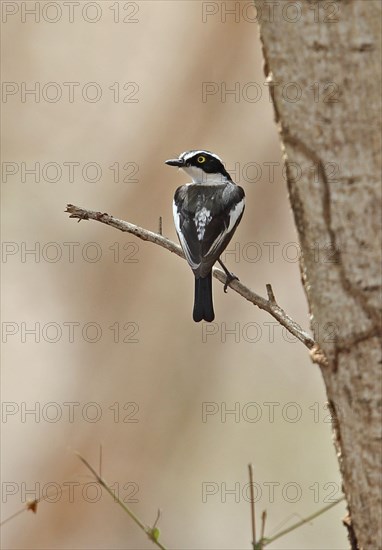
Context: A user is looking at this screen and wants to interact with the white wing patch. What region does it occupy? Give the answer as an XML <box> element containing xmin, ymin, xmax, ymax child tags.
<box><xmin>226</xmin><ymin>198</ymin><xmax>245</xmax><ymax>234</ymax></box>
<box><xmin>206</xmin><ymin>198</ymin><xmax>245</xmax><ymax>256</ymax></box>
<box><xmin>172</xmin><ymin>199</ymin><xmax>181</xmax><ymax>235</ymax></box>
<box><xmin>194</xmin><ymin>207</ymin><xmax>212</xmax><ymax>240</ymax></box>
<box><xmin>173</xmin><ymin>199</ymin><xmax>200</xmax><ymax>270</ymax></box>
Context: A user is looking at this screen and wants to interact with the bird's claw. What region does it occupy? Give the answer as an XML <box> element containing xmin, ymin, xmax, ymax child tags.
<box><xmin>223</xmin><ymin>272</ymin><xmax>239</xmax><ymax>293</ymax></box>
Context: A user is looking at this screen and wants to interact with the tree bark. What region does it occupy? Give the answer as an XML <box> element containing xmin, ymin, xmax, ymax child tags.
<box><xmin>254</xmin><ymin>1</ymin><xmax>382</xmax><ymax>548</ymax></box>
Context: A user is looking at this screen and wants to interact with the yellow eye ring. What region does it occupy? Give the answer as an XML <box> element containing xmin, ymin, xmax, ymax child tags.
<box><xmin>197</xmin><ymin>155</ymin><xmax>206</xmax><ymax>163</ymax></box>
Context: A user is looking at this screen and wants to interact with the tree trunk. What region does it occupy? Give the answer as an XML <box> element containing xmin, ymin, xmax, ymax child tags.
<box><xmin>254</xmin><ymin>1</ymin><xmax>382</xmax><ymax>548</ymax></box>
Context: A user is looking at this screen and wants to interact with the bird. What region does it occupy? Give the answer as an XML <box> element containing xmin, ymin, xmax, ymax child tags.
<box><xmin>165</xmin><ymin>150</ymin><xmax>245</xmax><ymax>322</ymax></box>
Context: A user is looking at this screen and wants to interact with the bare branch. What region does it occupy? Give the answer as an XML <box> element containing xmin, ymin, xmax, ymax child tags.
<box><xmin>266</xmin><ymin>284</ymin><xmax>276</xmax><ymax>305</ymax></box>
<box><xmin>66</xmin><ymin>204</ymin><xmax>316</xmax><ymax>350</ymax></box>
<box><xmin>76</xmin><ymin>452</ymin><xmax>167</xmax><ymax>550</ymax></box>
<box><xmin>262</xmin><ymin>497</ymin><xmax>345</xmax><ymax>547</ymax></box>
<box><xmin>248</xmin><ymin>463</ymin><xmax>257</xmax><ymax>550</ymax></box>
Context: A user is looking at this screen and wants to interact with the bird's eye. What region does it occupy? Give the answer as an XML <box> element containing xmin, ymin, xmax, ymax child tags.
<box><xmin>197</xmin><ymin>155</ymin><xmax>206</xmax><ymax>163</ymax></box>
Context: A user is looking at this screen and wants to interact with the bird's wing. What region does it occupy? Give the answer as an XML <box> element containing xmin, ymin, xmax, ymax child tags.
<box><xmin>199</xmin><ymin>185</ymin><xmax>245</xmax><ymax>275</ymax></box>
<box><xmin>173</xmin><ymin>184</ymin><xmax>245</xmax><ymax>277</ymax></box>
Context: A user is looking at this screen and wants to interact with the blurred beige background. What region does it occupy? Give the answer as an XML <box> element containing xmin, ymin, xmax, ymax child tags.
<box><xmin>2</xmin><ymin>1</ymin><xmax>347</xmax><ymax>548</ymax></box>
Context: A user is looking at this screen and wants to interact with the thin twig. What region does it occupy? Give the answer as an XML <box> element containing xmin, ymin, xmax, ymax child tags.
<box><xmin>266</xmin><ymin>284</ymin><xmax>276</xmax><ymax>304</ymax></box>
<box><xmin>248</xmin><ymin>464</ymin><xmax>257</xmax><ymax>549</ymax></box>
<box><xmin>76</xmin><ymin>452</ymin><xmax>167</xmax><ymax>550</ymax></box>
<box><xmin>65</xmin><ymin>204</ymin><xmax>316</xmax><ymax>350</ymax></box>
<box><xmin>261</xmin><ymin>497</ymin><xmax>345</xmax><ymax>547</ymax></box>
<box><xmin>153</xmin><ymin>509</ymin><xmax>162</xmax><ymax>530</ymax></box>
<box><xmin>0</xmin><ymin>506</ymin><xmax>31</xmax><ymax>526</ymax></box>
<box><xmin>0</xmin><ymin>482</ymin><xmax>87</xmax><ymax>526</ymax></box>
<box><xmin>260</xmin><ymin>511</ymin><xmax>267</xmax><ymax>543</ymax></box>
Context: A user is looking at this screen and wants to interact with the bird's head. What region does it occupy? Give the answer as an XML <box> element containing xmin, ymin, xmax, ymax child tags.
<box><xmin>165</xmin><ymin>150</ymin><xmax>232</xmax><ymax>184</ymax></box>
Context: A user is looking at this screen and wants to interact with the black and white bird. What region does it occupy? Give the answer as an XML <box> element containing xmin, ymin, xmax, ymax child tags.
<box><xmin>166</xmin><ymin>150</ymin><xmax>245</xmax><ymax>322</ymax></box>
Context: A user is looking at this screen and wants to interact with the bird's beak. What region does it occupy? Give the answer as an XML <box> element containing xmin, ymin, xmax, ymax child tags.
<box><xmin>165</xmin><ymin>158</ymin><xmax>185</xmax><ymax>167</ymax></box>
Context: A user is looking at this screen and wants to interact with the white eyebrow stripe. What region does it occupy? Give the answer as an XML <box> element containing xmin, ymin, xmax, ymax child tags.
<box><xmin>180</xmin><ymin>150</ymin><xmax>222</xmax><ymax>163</ymax></box>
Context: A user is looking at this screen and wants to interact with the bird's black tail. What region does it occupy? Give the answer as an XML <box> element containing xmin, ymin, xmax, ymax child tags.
<box><xmin>193</xmin><ymin>273</ymin><xmax>215</xmax><ymax>322</ymax></box>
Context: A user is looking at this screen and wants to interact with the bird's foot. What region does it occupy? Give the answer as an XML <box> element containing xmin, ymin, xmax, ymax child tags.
<box><xmin>217</xmin><ymin>258</ymin><xmax>239</xmax><ymax>292</ymax></box>
<box><xmin>223</xmin><ymin>272</ymin><xmax>239</xmax><ymax>293</ymax></box>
